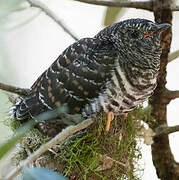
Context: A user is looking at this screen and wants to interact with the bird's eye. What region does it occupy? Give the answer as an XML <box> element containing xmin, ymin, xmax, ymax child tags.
<box><xmin>130</xmin><ymin>30</ymin><xmax>140</xmax><ymax>39</ymax></box>
<box><xmin>143</xmin><ymin>32</ymin><xmax>154</xmax><ymax>38</ymax></box>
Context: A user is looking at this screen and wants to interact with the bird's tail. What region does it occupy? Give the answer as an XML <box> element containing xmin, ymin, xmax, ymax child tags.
<box><xmin>10</xmin><ymin>98</ymin><xmax>31</xmax><ymax>122</ymax></box>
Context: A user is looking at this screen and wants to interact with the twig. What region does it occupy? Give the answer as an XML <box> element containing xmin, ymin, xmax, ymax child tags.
<box><xmin>168</xmin><ymin>50</ymin><xmax>179</xmax><ymax>63</ymax></box>
<box><xmin>97</xmin><ymin>153</ymin><xmax>127</xmax><ymax>171</ymax></box>
<box><xmin>170</xmin><ymin>4</ymin><xmax>179</xmax><ymax>11</ymax></box>
<box><xmin>0</xmin><ymin>82</ymin><xmax>29</xmax><ymax>96</ymax></box>
<box><xmin>154</xmin><ymin>125</ymin><xmax>179</xmax><ymax>137</ymax></box>
<box><xmin>73</xmin><ymin>0</ymin><xmax>153</xmax><ymax>11</ymax></box>
<box><xmin>26</xmin><ymin>0</ymin><xmax>79</xmax><ymax>41</ymax></box>
<box><xmin>5</xmin><ymin>118</ymin><xmax>94</xmax><ymax>180</ymax></box>
<box><xmin>164</xmin><ymin>89</ymin><xmax>179</xmax><ymax>101</ymax></box>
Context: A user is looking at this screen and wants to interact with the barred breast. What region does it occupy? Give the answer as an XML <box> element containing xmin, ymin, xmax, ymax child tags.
<box><xmin>82</xmin><ymin>59</ymin><xmax>158</xmax><ymax>116</ymax></box>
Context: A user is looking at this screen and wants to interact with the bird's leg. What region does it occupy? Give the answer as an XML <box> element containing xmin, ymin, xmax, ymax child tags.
<box><xmin>105</xmin><ymin>112</ymin><xmax>114</xmax><ymax>132</ymax></box>
<box><xmin>119</xmin><ymin>113</ymin><xmax>128</xmax><ymax>136</ymax></box>
<box><xmin>121</xmin><ymin>113</ymin><xmax>128</xmax><ymax>120</ymax></box>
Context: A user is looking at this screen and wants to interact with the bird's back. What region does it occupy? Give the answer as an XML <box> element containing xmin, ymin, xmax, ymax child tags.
<box><xmin>12</xmin><ymin>38</ymin><xmax>117</xmax><ymax>122</ymax></box>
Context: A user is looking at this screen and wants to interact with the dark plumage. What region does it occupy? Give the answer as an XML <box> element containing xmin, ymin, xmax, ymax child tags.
<box><xmin>12</xmin><ymin>18</ymin><xmax>170</xmax><ymax>135</ymax></box>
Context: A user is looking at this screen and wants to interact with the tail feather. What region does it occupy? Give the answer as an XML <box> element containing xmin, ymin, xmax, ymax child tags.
<box><xmin>11</xmin><ymin>95</ymin><xmax>47</xmax><ymax>122</ymax></box>
<box><xmin>11</xmin><ymin>99</ymin><xmax>31</xmax><ymax>121</ymax></box>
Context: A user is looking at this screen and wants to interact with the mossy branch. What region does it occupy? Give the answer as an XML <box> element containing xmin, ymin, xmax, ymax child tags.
<box><xmin>0</xmin><ymin>82</ymin><xmax>29</xmax><ymax>96</ymax></box>
<box><xmin>26</xmin><ymin>0</ymin><xmax>79</xmax><ymax>41</ymax></box>
<box><xmin>5</xmin><ymin>118</ymin><xmax>93</xmax><ymax>180</ymax></box>
<box><xmin>73</xmin><ymin>0</ymin><xmax>153</xmax><ymax>11</ymax></box>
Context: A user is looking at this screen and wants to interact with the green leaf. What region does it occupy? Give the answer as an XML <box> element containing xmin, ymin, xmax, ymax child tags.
<box><xmin>0</xmin><ymin>105</ymin><xmax>68</xmax><ymax>160</ymax></box>
<box><xmin>23</xmin><ymin>168</ymin><xmax>68</xmax><ymax>180</ymax></box>
<box><xmin>0</xmin><ymin>0</ymin><xmax>41</xmax><ymax>32</ymax></box>
<box><xmin>0</xmin><ymin>120</ymin><xmax>36</xmax><ymax>160</ymax></box>
<box><xmin>0</xmin><ymin>0</ymin><xmax>24</xmax><ymax>18</ymax></box>
<box><xmin>6</xmin><ymin>10</ymin><xmax>41</xmax><ymax>31</ymax></box>
<box><xmin>103</xmin><ymin>0</ymin><xmax>128</xmax><ymax>26</ymax></box>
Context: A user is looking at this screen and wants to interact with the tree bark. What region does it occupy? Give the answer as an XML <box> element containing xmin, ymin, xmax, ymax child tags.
<box><xmin>149</xmin><ymin>0</ymin><xmax>179</xmax><ymax>179</ymax></box>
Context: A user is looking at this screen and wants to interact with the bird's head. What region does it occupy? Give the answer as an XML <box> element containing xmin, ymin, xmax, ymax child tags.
<box><xmin>110</xmin><ymin>18</ymin><xmax>170</xmax><ymax>52</ymax></box>
<box><xmin>96</xmin><ymin>18</ymin><xmax>171</xmax><ymax>69</ymax></box>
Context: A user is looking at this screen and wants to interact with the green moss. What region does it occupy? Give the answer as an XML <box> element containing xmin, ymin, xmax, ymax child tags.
<box><xmin>12</xmin><ymin>128</ymin><xmax>50</xmax><ymax>164</ymax></box>
<box><xmin>133</xmin><ymin>104</ymin><xmax>155</xmax><ymax>126</ymax></box>
<box><xmin>10</xmin><ymin>108</ymin><xmax>144</xmax><ymax>180</ymax></box>
<box><xmin>54</xmin><ymin>111</ymin><xmax>142</xmax><ymax>180</ymax></box>
<box><xmin>3</xmin><ymin>117</ymin><xmax>21</xmax><ymax>131</ymax></box>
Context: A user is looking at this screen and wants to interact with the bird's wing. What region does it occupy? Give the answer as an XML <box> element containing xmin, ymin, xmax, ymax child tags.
<box><xmin>14</xmin><ymin>38</ymin><xmax>117</xmax><ymax>120</ymax></box>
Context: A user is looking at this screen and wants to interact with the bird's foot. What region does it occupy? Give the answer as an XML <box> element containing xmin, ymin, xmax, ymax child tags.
<box><xmin>105</xmin><ymin>112</ymin><xmax>114</xmax><ymax>132</ymax></box>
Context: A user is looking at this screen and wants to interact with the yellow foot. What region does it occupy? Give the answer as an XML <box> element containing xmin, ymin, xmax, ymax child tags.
<box><xmin>105</xmin><ymin>112</ymin><xmax>114</xmax><ymax>132</ymax></box>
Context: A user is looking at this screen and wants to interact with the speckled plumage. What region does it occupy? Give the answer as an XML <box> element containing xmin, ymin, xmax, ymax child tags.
<box><xmin>12</xmin><ymin>19</ymin><xmax>170</xmax><ymax>135</ymax></box>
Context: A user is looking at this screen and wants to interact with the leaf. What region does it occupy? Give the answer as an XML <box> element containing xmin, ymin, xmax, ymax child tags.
<box><xmin>0</xmin><ymin>0</ymin><xmax>24</xmax><ymax>18</ymax></box>
<box><xmin>23</xmin><ymin>167</ymin><xmax>68</xmax><ymax>180</ymax></box>
<box><xmin>0</xmin><ymin>120</ymin><xmax>36</xmax><ymax>160</ymax></box>
<box><xmin>6</xmin><ymin>10</ymin><xmax>41</xmax><ymax>31</ymax></box>
<box><xmin>0</xmin><ymin>106</ymin><xmax>68</xmax><ymax>160</ymax></box>
<box><xmin>103</xmin><ymin>0</ymin><xmax>128</xmax><ymax>26</ymax></box>
<box><xmin>0</xmin><ymin>0</ymin><xmax>41</xmax><ymax>32</ymax></box>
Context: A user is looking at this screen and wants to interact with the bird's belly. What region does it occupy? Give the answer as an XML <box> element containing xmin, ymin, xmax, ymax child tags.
<box><xmin>82</xmin><ymin>66</ymin><xmax>157</xmax><ymax>117</ymax></box>
<box><xmin>82</xmin><ymin>84</ymin><xmax>155</xmax><ymax>117</ymax></box>
<box><xmin>104</xmin><ymin>87</ymin><xmax>154</xmax><ymax>115</ymax></box>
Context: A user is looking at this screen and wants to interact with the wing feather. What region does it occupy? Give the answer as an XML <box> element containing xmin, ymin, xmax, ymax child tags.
<box><xmin>13</xmin><ymin>38</ymin><xmax>117</xmax><ymax>120</ymax></box>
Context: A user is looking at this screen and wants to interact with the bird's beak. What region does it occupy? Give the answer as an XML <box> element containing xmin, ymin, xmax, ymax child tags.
<box><xmin>156</xmin><ymin>23</ymin><xmax>171</xmax><ymax>33</ymax></box>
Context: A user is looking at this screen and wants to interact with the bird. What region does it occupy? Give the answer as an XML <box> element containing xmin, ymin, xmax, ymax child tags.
<box><xmin>11</xmin><ymin>18</ymin><xmax>170</xmax><ymax>136</ymax></box>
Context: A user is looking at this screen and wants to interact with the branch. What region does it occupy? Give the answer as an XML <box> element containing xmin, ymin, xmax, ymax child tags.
<box><xmin>170</xmin><ymin>4</ymin><xmax>179</xmax><ymax>11</ymax></box>
<box><xmin>0</xmin><ymin>82</ymin><xmax>29</xmax><ymax>96</ymax></box>
<box><xmin>154</xmin><ymin>125</ymin><xmax>179</xmax><ymax>137</ymax></box>
<box><xmin>168</xmin><ymin>50</ymin><xmax>179</xmax><ymax>63</ymax></box>
<box><xmin>26</xmin><ymin>0</ymin><xmax>79</xmax><ymax>41</ymax></box>
<box><xmin>5</xmin><ymin>118</ymin><xmax>94</xmax><ymax>180</ymax></box>
<box><xmin>149</xmin><ymin>3</ymin><xmax>179</xmax><ymax>178</ymax></box>
<box><xmin>164</xmin><ymin>88</ymin><xmax>179</xmax><ymax>101</ymax></box>
<box><xmin>73</xmin><ymin>0</ymin><xmax>153</xmax><ymax>11</ymax></box>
